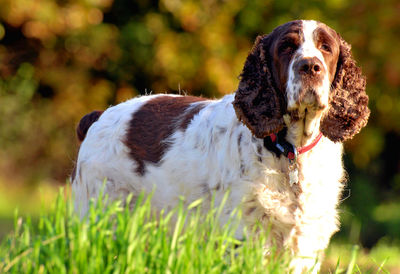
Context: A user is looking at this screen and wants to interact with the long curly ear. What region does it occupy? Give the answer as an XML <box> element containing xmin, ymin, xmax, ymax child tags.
<box><xmin>320</xmin><ymin>36</ymin><xmax>370</xmax><ymax>142</ymax></box>
<box><xmin>233</xmin><ymin>35</ymin><xmax>285</xmax><ymax>138</ymax></box>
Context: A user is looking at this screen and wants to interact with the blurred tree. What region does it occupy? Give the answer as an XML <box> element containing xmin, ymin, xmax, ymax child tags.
<box><xmin>0</xmin><ymin>0</ymin><xmax>399</xmax><ymax>246</ymax></box>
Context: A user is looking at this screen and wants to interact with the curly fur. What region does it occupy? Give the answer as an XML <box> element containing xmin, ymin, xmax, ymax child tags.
<box><xmin>233</xmin><ymin>35</ymin><xmax>286</xmax><ymax>138</ymax></box>
<box><xmin>320</xmin><ymin>36</ymin><xmax>370</xmax><ymax>142</ymax></box>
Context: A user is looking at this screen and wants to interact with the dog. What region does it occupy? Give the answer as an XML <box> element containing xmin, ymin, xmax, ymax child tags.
<box><xmin>72</xmin><ymin>20</ymin><xmax>369</xmax><ymax>273</ymax></box>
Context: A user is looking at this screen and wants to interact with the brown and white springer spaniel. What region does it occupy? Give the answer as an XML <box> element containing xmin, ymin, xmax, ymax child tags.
<box><xmin>72</xmin><ymin>20</ymin><xmax>369</xmax><ymax>273</ymax></box>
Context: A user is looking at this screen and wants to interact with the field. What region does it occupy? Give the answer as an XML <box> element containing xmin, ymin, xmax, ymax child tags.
<box><xmin>1</xmin><ymin>185</ymin><xmax>399</xmax><ymax>273</ymax></box>
<box><xmin>1</xmin><ymin>0</ymin><xmax>400</xmax><ymax>272</ymax></box>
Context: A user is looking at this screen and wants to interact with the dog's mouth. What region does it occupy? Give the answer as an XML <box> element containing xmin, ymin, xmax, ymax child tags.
<box><xmin>285</xmin><ymin>86</ymin><xmax>328</xmax><ymax>140</ymax></box>
<box><xmin>298</xmin><ymin>87</ymin><xmax>326</xmax><ymax>109</ymax></box>
<box><xmin>287</xmin><ymin>87</ymin><xmax>326</xmax><ymax>118</ymax></box>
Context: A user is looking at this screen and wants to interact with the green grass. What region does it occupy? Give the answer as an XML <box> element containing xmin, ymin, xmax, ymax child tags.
<box><xmin>0</xmin><ymin>190</ymin><xmax>290</xmax><ymax>273</ymax></box>
<box><xmin>323</xmin><ymin>241</ymin><xmax>400</xmax><ymax>273</ymax></box>
<box><xmin>1</xmin><ymin>187</ymin><xmax>398</xmax><ymax>273</ymax></box>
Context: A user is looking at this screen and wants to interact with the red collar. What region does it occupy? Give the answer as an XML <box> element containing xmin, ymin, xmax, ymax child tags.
<box><xmin>268</xmin><ymin>132</ymin><xmax>323</xmax><ymax>161</ymax></box>
<box><xmin>296</xmin><ymin>132</ymin><xmax>323</xmax><ymax>155</ymax></box>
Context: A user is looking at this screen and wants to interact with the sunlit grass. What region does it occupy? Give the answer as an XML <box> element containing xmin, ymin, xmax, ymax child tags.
<box><xmin>323</xmin><ymin>241</ymin><xmax>400</xmax><ymax>273</ymax></box>
<box><xmin>0</xmin><ymin>185</ymin><xmax>398</xmax><ymax>273</ymax></box>
<box><xmin>0</xmin><ymin>189</ymin><xmax>290</xmax><ymax>273</ymax></box>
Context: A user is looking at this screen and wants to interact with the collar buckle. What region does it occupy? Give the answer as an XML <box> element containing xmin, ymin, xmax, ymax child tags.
<box><xmin>288</xmin><ymin>146</ymin><xmax>298</xmax><ymax>164</ymax></box>
<box><xmin>266</xmin><ymin>131</ymin><xmax>322</xmax><ymax>162</ymax></box>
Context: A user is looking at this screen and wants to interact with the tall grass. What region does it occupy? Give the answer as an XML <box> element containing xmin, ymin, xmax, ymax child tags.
<box><xmin>2</xmin><ymin>188</ymin><xmax>395</xmax><ymax>273</ymax></box>
<box><xmin>0</xmin><ymin>189</ymin><xmax>290</xmax><ymax>273</ymax></box>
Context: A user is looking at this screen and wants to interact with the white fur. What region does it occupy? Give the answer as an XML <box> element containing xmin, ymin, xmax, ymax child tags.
<box><xmin>73</xmin><ymin>92</ymin><xmax>345</xmax><ymax>273</ymax></box>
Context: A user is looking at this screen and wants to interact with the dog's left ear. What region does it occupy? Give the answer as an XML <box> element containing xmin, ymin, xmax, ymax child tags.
<box><xmin>320</xmin><ymin>35</ymin><xmax>370</xmax><ymax>142</ymax></box>
<box><xmin>233</xmin><ymin>35</ymin><xmax>285</xmax><ymax>138</ymax></box>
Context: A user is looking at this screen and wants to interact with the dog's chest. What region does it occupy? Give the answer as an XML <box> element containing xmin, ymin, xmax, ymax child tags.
<box><xmin>240</xmin><ymin>143</ymin><xmax>343</xmax><ymax>247</ymax></box>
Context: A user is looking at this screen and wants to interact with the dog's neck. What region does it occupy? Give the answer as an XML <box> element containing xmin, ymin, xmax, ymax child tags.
<box><xmin>284</xmin><ymin>107</ymin><xmax>325</xmax><ymax>148</ymax></box>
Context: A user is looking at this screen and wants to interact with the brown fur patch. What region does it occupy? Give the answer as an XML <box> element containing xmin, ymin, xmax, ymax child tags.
<box><xmin>125</xmin><ymin>95</ymin><xmax>208</xmax><ymax>175</ymax></box>
<box><xmin>177</xmin><ymin>103</ymin><xmax>206</xmax><ymax>130</ymax></box>
<box><xmin>76</xmin><ymin>110</ymin><xmax>104</xmax><ymax>143</ymax></box>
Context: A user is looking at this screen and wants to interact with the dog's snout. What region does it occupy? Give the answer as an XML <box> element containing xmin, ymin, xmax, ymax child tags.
<box><xmin>297</xmin><ymin>57</ymin><xmax>324</xmax><ymax>76</ymax></box>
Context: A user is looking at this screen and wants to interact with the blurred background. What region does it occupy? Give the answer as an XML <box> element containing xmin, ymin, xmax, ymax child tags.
<box><xmin>0</xmin><ymin>0</ymin><xmax>399</xmax><ymax>270</ymax></box>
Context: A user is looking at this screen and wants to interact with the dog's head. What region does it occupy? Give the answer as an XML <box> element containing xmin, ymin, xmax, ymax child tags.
<box><xmin>233</xmin><ymin>20</ymin><xmax>370</xmax><ymax>142</ymax></box>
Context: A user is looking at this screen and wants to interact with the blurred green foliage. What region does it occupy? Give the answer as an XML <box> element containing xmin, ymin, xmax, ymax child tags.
<box><xmin>0</xmin><ymin>0</ymin><xmax>399</xmax><ymax>247</ymax></box>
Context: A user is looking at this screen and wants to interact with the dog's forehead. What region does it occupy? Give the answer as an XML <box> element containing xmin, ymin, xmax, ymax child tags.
<box><xmin>304</xmin><ymin>21</ymin><xmax>340</xmax><ymax>45</ymax></box>
<box><xmin>271</xmin><ymin>20</ymin><xmax>338</xmax><ymax>43</ymax></box>
<box><xmin>271</xmin><ymin>20</ymin><xmax>302</xmax><ymax>38</ymax></box>
<box><xmin>299</xmin><ymin>20</ymin><xmax>321</xmax><ymax>58</ymax></box>
<box><xmin>301</xmin><ymin>20</ymin><xmax>318</xmax><ymax>41</ymax></box>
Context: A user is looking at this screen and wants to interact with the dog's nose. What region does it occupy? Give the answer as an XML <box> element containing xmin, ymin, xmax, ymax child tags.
<box><xmin>298</xmin><ymin>57</ymin><xmax>324</xmax><ymax>76</ymax></box>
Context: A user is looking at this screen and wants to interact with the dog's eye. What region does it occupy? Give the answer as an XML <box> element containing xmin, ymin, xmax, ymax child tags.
<box><xmin>279</xmin><ymin>42</ymin><xmax>297</xmax><ymax>54</ymax></box>
<box><xmin>320</xmin><ymin>44</ymin><xmax>332</xmax><ymax>53</ymax></box>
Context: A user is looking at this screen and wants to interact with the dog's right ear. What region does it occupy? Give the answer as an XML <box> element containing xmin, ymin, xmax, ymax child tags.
<box><xmin>233</xmin><ymin>35</ymin><xmax>285</xmax><ymax>138</ymax></box>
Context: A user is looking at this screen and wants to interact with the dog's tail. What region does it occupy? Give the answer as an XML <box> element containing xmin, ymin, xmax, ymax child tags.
<box><xmin>76</xmin><ymin>110</ymin><xmax>103</xmax><ymax>142</ymax></box>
